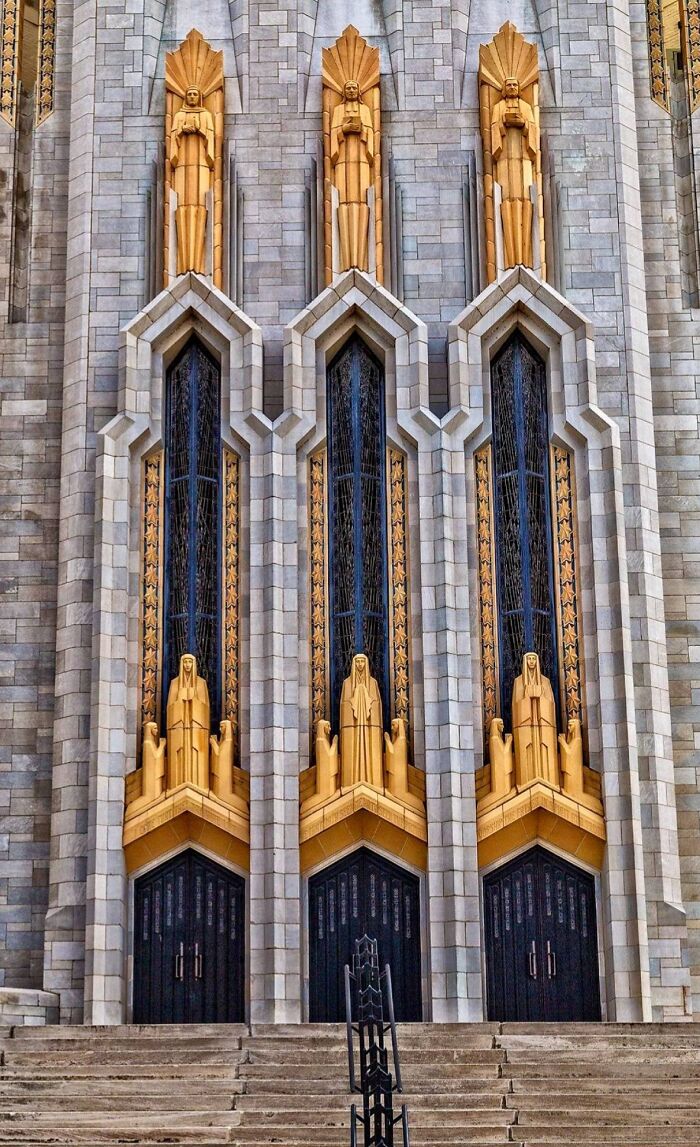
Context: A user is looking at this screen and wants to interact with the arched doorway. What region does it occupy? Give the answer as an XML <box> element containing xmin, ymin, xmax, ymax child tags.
<box><xmin>484</xmin><ymin>845</ymin><xmax>601</xmax><ymax>1022</ymax></box>
<box><xmin>133</xmin><ymin>850</ymin><xmax>245</xmax><ymax>1023</ymax></box>
<box><xmin>308</xmin><ymin>848</ymin><xmax>422</xmax><ymax>1022</ymax></box>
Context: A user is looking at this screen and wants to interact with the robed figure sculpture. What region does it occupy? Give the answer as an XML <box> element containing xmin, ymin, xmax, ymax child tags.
<box><xmin>166</xmin><ymin>653</ymin><xmax>210</xmax><ymax>790</ymax></box>
<box><xmin>479</xmin><ymin>22</ymin><xmax>546</xmax><ymax>283</ymax></box>
<box><xmin>511</xmin><ymin>652</ymin><xmax>558</xmax><ymax>789</ymax></box>
<box><xmin>164</xmin><ymin>30</ymin><xmax>224</xmax><ymax>287</ymax></box>
<box><xmin>340</xmin><ymin>653</ymin><xmax>384</xmax><ymax>789</ymax></box>
<box><xmin>322</xmin><ymin>25</ymin><xmax>383</xmax><ymax>284</ymax></box>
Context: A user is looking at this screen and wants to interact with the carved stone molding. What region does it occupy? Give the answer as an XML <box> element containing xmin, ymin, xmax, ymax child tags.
<box><xmin>37</xmin><ymin>0</ymin><xmax>56</xmax><ymax>123</ymax></box>
<box><xmin>1</xmin><ymin>0</ymin><xmax>21</xmax><ymax>126</ymax></box>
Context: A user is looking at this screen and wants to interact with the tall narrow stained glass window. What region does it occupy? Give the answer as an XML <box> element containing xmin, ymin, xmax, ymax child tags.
<box><xmin>491</xmin><ymin>334</ymin><xmax>558</xmax><ymax>723</ymax></box>
<box><xmin>163</xmin><ymin>338</ymin><xmax>222</xmax><ymax>723</ymax></box>
<box><xmin>328</xmin><ymin>336</ymin><xmax>389</xmax><ymax>731</ymax></box>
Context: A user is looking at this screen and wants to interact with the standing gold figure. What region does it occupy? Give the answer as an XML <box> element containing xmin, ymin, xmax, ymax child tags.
<box><xmin>166</xmin><ymin>654</ymin><xmax>210</xmax><ymax>790</ymax></box>
<box><xmin>490</xmin><ymin>77</ymin><xmax>538</xmax><ymax>269</ymax></box>
<box><xmin>170</xmin><ymin>86</ymin><xmax>215</xmax><ymax>276</ymax></box>
<box><xmin>164</xmin><ymin>29</ymin><xmax>224</xmax><ymax>287</ymax></box>
<box><xmin>330</xmin><ymin>79</ymin><xmax>375</xmax><ymax>272</ymax></box>
<box><xmin>339</xmin><ymin>653</ymin><xmax>384</xmax><ymax>789</ymax></box>
<box><xmin>511</xmin><ymin>652</ymin><xmax>558</xmax><ymax>789</ymax></box>
<box><xmin>478</xmin><ymin>22</ymin><xmax>546</xmax><ymax>282</ymax></box>
<box><xmin>322</xmin><ymin>25</ymin><xmax>383</xmax><ymax>283</ymax></box>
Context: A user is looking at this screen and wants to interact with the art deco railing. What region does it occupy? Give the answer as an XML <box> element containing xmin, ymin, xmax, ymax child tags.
<box><xmin>345</xmin><ymin>935</ymin><xmax>410</xmax><ymax>1147</ymax></box>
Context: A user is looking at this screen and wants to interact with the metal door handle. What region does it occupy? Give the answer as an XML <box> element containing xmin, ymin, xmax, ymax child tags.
<box><xmin>528</xmin><ymin>940</ymin><xmax>538</xmax><ymax>979</ymax></box>
<box><xmin>546</xmin><ymin>940</ymin><xmax>557</xmax><ymax>979</ymax></box>
<box><xmin>175</xmin><ymin>941</ymin><xmax>184</xmax><ymax>981</ymax></box>
<box><xmin>194</xmin><ymin>942</ymin><xmax>203</xmax><ymax>980</ymax></box>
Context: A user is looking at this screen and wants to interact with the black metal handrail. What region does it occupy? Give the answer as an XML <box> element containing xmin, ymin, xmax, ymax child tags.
<box><xmin>345</xmin><ymin>935</ymin><xmax>410</xmax><ymax>1147</ymax></box>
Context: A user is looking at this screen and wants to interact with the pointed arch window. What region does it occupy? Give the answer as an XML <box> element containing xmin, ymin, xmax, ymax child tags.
<box><xmin>163</xmin><ymin>338</ymin><xmax>222</xmax><ymax>722</ymax></box>
<box><xmin>491</xmin><ymin>334</ymin><xmax>558</xmax><ymax>722</ymax></box>
<box><xmin>327</xmin><ymin>336</ymin><xmax>389</xmax><ymax>730</ymax></box>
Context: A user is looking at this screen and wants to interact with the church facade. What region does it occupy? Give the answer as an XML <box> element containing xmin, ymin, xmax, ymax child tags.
<box><xmin>2</xmin><ymin>0</ymin><xmax>700</xmax><ymax>1028</ymax></box>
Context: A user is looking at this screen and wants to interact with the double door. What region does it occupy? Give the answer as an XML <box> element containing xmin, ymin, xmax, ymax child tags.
<box><xmin>133</xmin><ymin>850</ymin><xmax>245</xmax><ymax>1024</ymax></box>
<box><xmin>484</xmin><ymin>846</ymin><xmax>601</xmax><ymax>1022</ymax></box>
<box><xmin>309</xmin><ymin>848</ymin><xmax>422</xmax><ymax>1022</ymax></box>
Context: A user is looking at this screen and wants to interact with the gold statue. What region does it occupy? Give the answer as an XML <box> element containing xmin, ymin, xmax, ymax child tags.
<box><xmin>166</xmin><ymin>653</ymin><xmax>210</xmax><ymax>790</ymax></box>
<box><xmin>384</xmin><ymin>717</ymin><xmax>422</xmax><ymax>812</ymax></box>
<box><xmin>512</xmin><ymin>652</ymin><xmax>558</xmax><ymax>788</ymax></box>
<box><xmin>141</xmin><ymin>721</ymin><xmax>166</xmax><ymax>804</ymax></box>
<box><xmin>322</xmin><ymin>25</ymin><xmax>383</xmax><ymax>284</ymax></box>
<box><xmin>559</xmin><ymin>717</ymin><xmax>585</xmax><ymax>800</ymax></box>
<box><xmin>479</xmin><ymin>22</ymin><xmax>546</xmax><ymax>282</ymax></box>
<box><xmin>486</xmin><ymin>717</ymin><xmax>515</xmax><ymax>803</ymax></box>
<box><xmin>209</xmin><ymin>719</ymin><xmax>246</xmax><ymax>811</ymax></box>
<box><xmin>340</xmin><ymin>653</ymin><xmax>384</xmax><ymax>789</ymax></box>
<box><xmin>165</xmin><ymin>30</ymin><xmax>224</xmax><ymax>287</ymax></box>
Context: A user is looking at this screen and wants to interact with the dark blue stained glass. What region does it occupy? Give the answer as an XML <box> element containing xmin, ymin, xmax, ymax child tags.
<box><xmin>328</xmin><ymin>336</ymin><xmax>389</xmax><ymax>731</ymax></box>
<box><xmin>492</xmin><ymin>334</ymin><xmax>558</xmax><ymax>725</ymax></box>
<box><xmin>164</xmin><ymin>339</ymin><xmax>221</xmax><ymax>723</ymax></box>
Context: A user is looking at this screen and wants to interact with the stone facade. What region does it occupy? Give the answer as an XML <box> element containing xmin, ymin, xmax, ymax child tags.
<box><xmin>1</xmin><ymin>0</ymin><xmax>700</xmax><ymax>1023</ymax></box>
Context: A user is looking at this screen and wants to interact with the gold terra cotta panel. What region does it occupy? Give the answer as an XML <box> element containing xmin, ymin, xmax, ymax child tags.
<box><xmin>389</xmin><ymin>449</ymin><xmax>410</xmax><ymax>729</ymax></box>
<box><xmin>309</xmin><ymin>451</ymin><xmax>328</xmax><ymax>733</ymax></box>
<box><xmin>223</xmin><ymin>449</ymin><xmax>240</xmax><ymax>758</ymax></box>
<box><xmin>140</xmin><ymin>451</ymin><xmax>163</xmax><ymax>739</ymax></box>
<box><xmin>475</xmin><ymin>447</ymin><xmax>498</xmax><ymax>739</ymax></box>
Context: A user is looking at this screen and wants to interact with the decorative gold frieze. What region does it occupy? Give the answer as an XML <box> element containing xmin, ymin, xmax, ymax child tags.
<box><xmin>647</xmin><ymin>0</ymin><xmax>671</xmax><ymax>111</ymax></box>
<box><xmin>389</xmin><ymin>449</ymin><xmax>410</xmax><ymax>729</ymax></box>
<box><xmin>322</xmin><ymin>24</ymin><xmax>383</xmax><ymax>284</ymax></box>
<box><xmin>309</xmin><ymin>451</ymin><xmax>328</xmax><ymax>732</ymax></box>
<box><xmin>223</xmin><ymin>450</ymin><xmax>240</xmax><ymax>757</ymax></box>
<box><xmin>478</xmin><ymin>22</ymin><xmax>546</xmax><ymax>282</ymax></box>
<box><xmin>683</xmin><ymin>0</ymin><xmax>700</xmax><ymax>111</ymax></box>
<box><xmin>164</xmin><ymin>29</ymin><xmax>224</xmax><ymax>287</ymax></box>
<box><xmin>552</xmin><ymin>446</ymin><xmax>583</xmax><ymax>727</ymax></box>
<box><xmin>36</xmin><ymin>0</ymin><xmax>56</xmax><ymax>123</ymax></box>
<box><xmin>475</xmin><ymin>448</ymin><xmax>498</xmax><ymax>737</ymax></box>
<box><xmin>1</xmin><ymin>0</ymin><xmax>21</xmax><ymax>126</ymax></box>
<box><xmin>140</xmin><ymin>451</ymin><xmax>163</xmax><ymax>737</ymax></box>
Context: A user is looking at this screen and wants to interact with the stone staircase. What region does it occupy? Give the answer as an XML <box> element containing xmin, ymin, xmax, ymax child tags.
<box><xmin>0</xmin><ymin>1022</ymin><xmax>698</xmax><ymax>1145</ymax></box>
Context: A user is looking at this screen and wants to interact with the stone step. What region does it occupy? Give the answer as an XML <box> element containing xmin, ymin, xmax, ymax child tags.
<box><xmin>234</xmin><ymin>1092</ymin><xmax>503</xmax><ymax>1110</ymax></box>
<box><xmin>245</xmin><ymin>1046</ymin><xmax>503</xmax><ymax>1065</ymax></box>
<box><xmin>9</xmin><ymin>1025</ymin><xmax>249</xmax><ymax>1040</ymax></box>
<box><xmin>239</xmin><ymin>1062</ymin><xmax>502</xmax><ymax>1081</ymax></box>
<box><xmin>1</xmin><ymin>1050</ymin><xmax>244</xmax><ymax>1067</ymax></box>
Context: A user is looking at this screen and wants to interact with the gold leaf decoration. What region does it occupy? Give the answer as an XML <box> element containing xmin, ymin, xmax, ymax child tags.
<box><xmin>224</xmin><ymin>451</ymin><xmax>240</xmax><ymax>759</ymax></box>
<box><xmin>1</xmin><ymin>0</ymin><xmax>21</xmax><ymax>126</ymax></box>
<box><xmin>475</xmin><ymin>448</ymin><xmax>498</xmax><ymax>738</ymax></box>
<box><xmin>389</xmin><ymin>449</ymin><xmax>410</xmax><ymax>729</ymax></box>
<box><xmin>36</xmin><ymin>0</ymin><xmax>56</xmax><ymax>124</ymax></box>
<box><xmin>140</xmin><ymin>452</ymin><xmax>163</xmax><ymax>735</ymax></box>
<box><xmin>553</xmin><ymin>446</ymin><xmax>583</xmax><ymax>725</ymax></box>
<box><xmin>310</xmin><ymin>452</ymin><xmax>328</xmax><ymax>732</ymax></box>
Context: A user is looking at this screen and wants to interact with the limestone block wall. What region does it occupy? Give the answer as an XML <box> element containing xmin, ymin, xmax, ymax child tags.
<box><xmin>0</xmin><ymin>0</ymin><xmax>695</xmax><ymax>1022</ymax></box>
<box><xmin>629</xmin><ymin>0</ymin><xmax>700</xmax><ymax>1017</ymax></box>
<box><xmin>0</xmin><ymin>0</ymin><xmax>71</xmax><ymax>993</ymax></box>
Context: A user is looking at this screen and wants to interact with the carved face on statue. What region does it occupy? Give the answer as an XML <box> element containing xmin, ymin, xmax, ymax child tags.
<box><xmin>504</xmin><ymin>77</ymin><xmax>520</xmax><ymax>99</ymax></box>
<box><xmin>185</xmin><ymin>86</ymin><xmax>202</xmax><ymax>108</ymax></box>
<box><xmin>354</xmin><ymin>654</ymin><xmax>367</xmax><ymax>679</ymax></box>
<box><xmin>343</xmin><ymin>80</ymin><xmax>360</xmax><ymax>102</ymax></box>
<box><xmin>182</xmin><ymin>655</ymin><xmax>194</xmax><ymax>677</ymax></box>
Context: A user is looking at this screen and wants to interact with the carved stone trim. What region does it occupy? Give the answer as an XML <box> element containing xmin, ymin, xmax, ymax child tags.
<box><xmin>224</xmin><ymin>450</ymin><xmax>240</xmax><ymax>757</ymax></box>
<box><xmin>310</xmin><ymin>450</ymin><xmax>328</xmax><ymax>732</ymax></box>
<box><xmin>475</xmin><ymin>447</ymin><xmax>498</xmax><ymax>738</ymax></box>
<box><xmin>646</xmin><ymin>0</ymin><xmax>671</xmax><ymax>111</ymax></box>
<box><xmin>552</xmin><ymin>446</ymin><xmax>583</xmax><ymax>726</ymax></box>
<box><xmin>1</xmin><ymin>0</ymin><xmax>21</xmax><ymax>126</ymax></box>
<box><xmin>36</xmin><ymin>0</ymin><xmax>56</xmax><ymax>124</ymax></box>
<box><xmin>389</xmin><ymin>448</ymin><xmax>410</xmax><ymax>729</ymax></box>
<box><xmin>140</xmin><ymin>451</ymin><xmax>163</xmax><ymax>736</ymax></box>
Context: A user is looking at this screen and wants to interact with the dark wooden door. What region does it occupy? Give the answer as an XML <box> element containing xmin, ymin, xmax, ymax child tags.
<box><xmin>484</xmin><ymin>846</ymin><xmax>601</xmax><ymax>1022</ymax></box>
<box><xmin>133</xmin><ymin>850</ymin><xmax>245</xmax><ymax>1024</ymax></box>
<box><xmin>308</xmin><ymin>848</ymin><xmax>422</xmax><ymax>1023</ymax></box>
